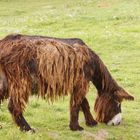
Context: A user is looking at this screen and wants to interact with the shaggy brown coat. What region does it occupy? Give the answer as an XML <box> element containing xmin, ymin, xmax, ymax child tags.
<box><xmin>0</xmin><ymin>34</ymin><xmax>90</xmax><ymax>108</ymax></box>
<box><xmin>0</xmin><ymin>34</ymin><xmax>134</xmax><ymax>131</ymax></box>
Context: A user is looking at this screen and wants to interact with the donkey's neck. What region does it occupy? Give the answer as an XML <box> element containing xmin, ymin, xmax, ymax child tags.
<box><xmin>91</xmin><ymin>52</ymin><xmax>120</xmax><ymax>95</ymax></box>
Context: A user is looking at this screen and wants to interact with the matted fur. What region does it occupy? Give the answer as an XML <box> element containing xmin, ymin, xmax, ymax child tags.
<box><xmin>0</xmin><ymin>34</ymin><xmax>90</xmax><ymax>111</ymax></box>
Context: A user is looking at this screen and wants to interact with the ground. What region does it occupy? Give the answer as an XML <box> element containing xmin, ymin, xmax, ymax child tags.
<box><xmin>0</xmin><ymin>0</ymin><xmax>140</xmax><ymax>140</ymax></box>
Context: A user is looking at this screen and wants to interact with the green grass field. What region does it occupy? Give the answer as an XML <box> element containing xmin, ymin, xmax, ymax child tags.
<box><xmin>0</xmin><ymin>0</ymin><xmax>140</xmax><ymax>140</ymax></box>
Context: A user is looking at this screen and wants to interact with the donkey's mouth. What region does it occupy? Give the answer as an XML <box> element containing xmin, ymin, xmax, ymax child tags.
<box><xmin>107</xmin><ymin>113</ymin><xmax>122</xmax><ymax>126</ymax></box>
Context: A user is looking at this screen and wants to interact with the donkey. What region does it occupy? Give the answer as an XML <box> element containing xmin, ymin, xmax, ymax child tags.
<box><xmin>0</xmin><ymin>34</ymin><xmax>134</xmax><ymax>132</ymax></box>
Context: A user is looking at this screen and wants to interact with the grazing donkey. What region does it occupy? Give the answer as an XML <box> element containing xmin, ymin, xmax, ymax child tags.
<box><xmin>0</xmin><ymin>34</ymin><xmax>134</xmax><ymax>132</ymax></box>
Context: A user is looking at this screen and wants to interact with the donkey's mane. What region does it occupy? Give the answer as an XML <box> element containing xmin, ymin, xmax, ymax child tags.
<box><xmin>91</xmin><ymin>53</ymin><xmax>120</xmax><ymax>95</ymax></box>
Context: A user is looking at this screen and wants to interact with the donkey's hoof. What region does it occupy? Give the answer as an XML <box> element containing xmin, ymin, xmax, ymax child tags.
<box><xmin>86</xmin><ymin>120</ymin><xmax>98</xmax><ymax>127</ymax></box>
<box><xmin>20</xmin><ymin>127</ymin><xmax>35</xmax><ymax>133</ymax></box>
<box><xmin>78</xmin><ymin>126</ymin><xmax>84</xmax><ymax>131</ymax></box>
<box><xmin>28</xmin><ymin>128</ymin><xmax>35</xmax><ymax>133</ymax></box>
<box><xmin>70</xmin><ymin>125</ymin><xmax>84</xmax><ymax>131</ymax></box>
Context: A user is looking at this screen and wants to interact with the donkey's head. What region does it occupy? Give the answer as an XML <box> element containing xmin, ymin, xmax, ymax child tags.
<box><xmin>94</xmin><ymin>88</ymin><xmax>134</xmax><ymax>125</ymax></box>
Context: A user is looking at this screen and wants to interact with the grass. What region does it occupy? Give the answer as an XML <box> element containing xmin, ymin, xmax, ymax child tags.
<box><xmin>0</xmin><ymin>0</ymin><xmax>140</xmax><ymax>139</ymax></box>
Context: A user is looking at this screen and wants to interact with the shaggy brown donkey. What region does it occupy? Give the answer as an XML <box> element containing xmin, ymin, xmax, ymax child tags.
<box><xmin>0</xmin><ymin>34</ymin><xmax>134</xmax><ymax>132</ymax></box>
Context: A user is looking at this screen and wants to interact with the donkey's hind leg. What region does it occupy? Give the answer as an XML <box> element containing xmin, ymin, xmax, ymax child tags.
<box><xmin>81</xmin><ymin>97</ymin><xmax>97</xmax><ymax>127</ymax></box>
<box><xmin>8</xmin><ymin>98</ymin><xmax>35</xmax><ymax>132</ymax></box>
<box><xmin>69</xmin><ymin>94</ymin><xmax>84</xmax><ymax>131</ymax></box>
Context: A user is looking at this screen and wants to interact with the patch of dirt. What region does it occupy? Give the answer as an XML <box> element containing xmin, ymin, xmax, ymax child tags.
<box><xmin>48</xmin><ymin>131</ymin><xmax>60</xmax><ymax>139</ymax></box>
<box><xmin>83</xmin><ymin>129</ymin><xmax>108</xmax><ymax>140</ymax></box>
<box><xmin>82</xmin><ymin>131</ymin><xmax>96</xmax><ymax>140</ymax></box>
<box><xmin>95</xmin><ymin>129</ymin><xmax>108</xmax><ymax>140</ymax></box>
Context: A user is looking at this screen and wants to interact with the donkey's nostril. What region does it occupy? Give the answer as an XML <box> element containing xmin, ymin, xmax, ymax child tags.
<box><xmin>117</xmin><ymin>122</ymin><xmax>120</xmax><ymax>125</ymax></box>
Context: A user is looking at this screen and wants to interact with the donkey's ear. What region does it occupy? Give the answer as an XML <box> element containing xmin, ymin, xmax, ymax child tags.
<box><xmin>115</xmin><ymin>89</ymin><xmax>134</xmax><ymax>102</ymax></box>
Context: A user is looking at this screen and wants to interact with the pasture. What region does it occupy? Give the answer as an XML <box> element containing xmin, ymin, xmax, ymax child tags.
<box><xmin>0</xmin><ymin>0</ymin><xmax>140</xmax><ymax>140</ymax></box>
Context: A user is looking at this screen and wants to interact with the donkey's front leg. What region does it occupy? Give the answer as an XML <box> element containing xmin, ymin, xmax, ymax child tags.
<box><xmin>69</xmin><ymin>95</ymin><xmax>84</xmax><ymax>131</ymax></box>
<box><xmin>8</xmin><ymin>98</ymin><xmax>35</xmax><ymax>132</ymax></box>
<box><xmin>81</xmin><ymin>97</ymin><xmax>97</xmax><ymax>127</ymax></box>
